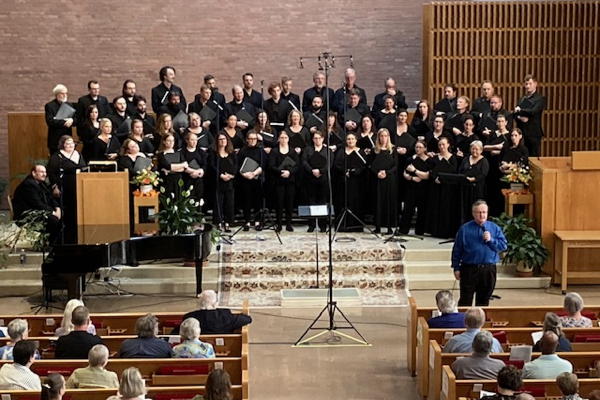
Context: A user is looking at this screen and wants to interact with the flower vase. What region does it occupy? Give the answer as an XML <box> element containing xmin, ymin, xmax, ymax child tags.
<box><xmin>140</xmin><ymin>185</ymin><xmax>153</xmax><ymax>194</ymax></box>
<box><xmin>510</xmin><ymin>183</ymin><xmax>525</xmax><ymax>192</ymax></box>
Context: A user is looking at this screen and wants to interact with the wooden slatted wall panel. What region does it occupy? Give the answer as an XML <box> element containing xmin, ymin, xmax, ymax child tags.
<box><xmin>422</xmin><ymin>1</ymin><xmax>600</xmax><ymax>156</ymax></box>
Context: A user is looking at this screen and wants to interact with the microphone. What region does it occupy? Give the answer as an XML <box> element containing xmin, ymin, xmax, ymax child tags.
<box><xmin>212</xmin><ymin>100</ymin><xmax>224</xmax><ymax>111</ymax></box>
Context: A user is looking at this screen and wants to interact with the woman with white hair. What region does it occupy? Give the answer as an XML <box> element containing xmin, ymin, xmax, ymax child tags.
<box><xmin>458</xmin><ymin>140</ymin><xmax>489</xmax><ymax>223</ymax></box>
<box><xmin>0</xmin><ymin>319</ymin><xmax>29</xmax><ymax>360</ymax></box>
<box><xmin>55</xmin><ymin>299</ymin><xmax>96</xmax><ymax>337</ymax></box>
<box><xmin>173</xmin><ymin>318</ymin><xmax>215</xmax><ymax>359</ymax></box>
<box><xmin>66</xmin><ymin>344</ymin><xmax>119</xmax><ymax>388</ymax></box>
<box><xmin>560</xmin><ymin>293</ymin><xmax>593</xmax><ymax>328</ymax></box>
<box><xmin>427</xmin><ymin>290</ymin><xmax>465</xmax><ymax>328</ymax></box>
<box><xmin>106</xmin><ymin>367</ymin><xmax>146</xmax><ymax>400</ymax></box>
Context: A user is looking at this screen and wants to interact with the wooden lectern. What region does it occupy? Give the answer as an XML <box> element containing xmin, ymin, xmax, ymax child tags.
<box><xmin>76</xmin><ymin>171</ymin><xmax>130</xmax><ymax>244</ymax></box>
<box><xmin>530</xmin><ymin>152</ymin><xmax>600</xmax><ymax>285</ymax></box>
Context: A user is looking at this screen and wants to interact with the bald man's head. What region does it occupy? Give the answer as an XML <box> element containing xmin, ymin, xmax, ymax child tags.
<box><xmin>540</xmin><ymin>331</ymin><xmax>559</xmax><ymax>354</ymax></box>
<box><xmin>515</xmin><ymin>394</ymin><xmax>535</xmax><ymax>400</ymax></box>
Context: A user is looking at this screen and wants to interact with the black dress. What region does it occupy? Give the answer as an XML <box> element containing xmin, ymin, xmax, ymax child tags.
<box><xmin>181</xmin><ymin>147</ymin><xmax>208</xmax><ymax>202</ymax></box>
<box><xmin>131</xmin><ymin>136</ymin><xmax>155</xmax><ymax>157</ymax></box>
<box><xmin>333</xmin><ymin>148</ymin><xmax>367</xmax><ymax>232</ymax></box>
<box><xmin>191</xmin><ymin>129</ymin><xmax>215</xmax><ymax>152</ymax></box>
<box><xmin>268</xmin><ymin>147</ymin><xmax>299</xmax><ymax>228</ymax></box>
<box><xmin>285</xmin><ymin>126</ymin><xmax>311</xmax><ymax>152</ymax></box>
<box><xmin>209</xmin><ymin>151</ymin><xmax>237</xmax><ymax>225</ymax></box>
<box><xmin>409</xmin><ymin>115</ymin><xmax>433</xmax><ymax>139</ymax></box>
<box><xmin>78</xmin><ymin>122</ymin><xmax>100</xmax><ymax>161</ymax></box>
<box><xmin>47</xmin><ymin>151</ymin><xmax>86</xmax><ymax>244</ymax></box>
<box><xmin>223</xmin><ymin>128</ymin><xmax>245</xmax><ymax>151</ymax></box>
<box><xmin>157</xmin><ymin>150</ymin><xmax>185</xmax><ymax>200</ymax></box>
<box><xmin>425</xmin><ymin>154</ymin><xmax>460</xmax><ymax>239</ymax></box>
<box><xmin>458</xmin><ymin>156</ymin><xmax>490</xmax><ymax>223</ymax></box>
<box><xmin>302</xmin><ymin>146</ymin><xmax>332</xmax><ymax>230</ymax></box>
<box><xmin>371</xmin><ymin>150</ymin><xmax>398</xmax><ymax>231</ymax></box>
<box><xmin>399</xmin><ymin>155</ymin><xmax>430</xmax><ymax>235</ymax></box>
<box><xmin>484</xmin><ymin>132</ymin><xmax>510</xmax><ymax>217</ymax></box>
<box><xmin>236</xmin><ymin>145</ymin><xmax>265</xmax><ymax>223</ymax></box>
<box><xmin>391</xmin><ymin>132</ymin><xmax>416</xmax><ymax>208</ymax></box>
<box><xmin>89</xmin><ymin>135</ymin><xmax>120</xmax><ymax>161</ymax></box>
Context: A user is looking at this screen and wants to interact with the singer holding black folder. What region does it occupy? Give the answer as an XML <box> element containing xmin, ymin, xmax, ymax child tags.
<box><xmin>451</xmin><ymin>200</ymin><xmax>507</xmax><ymax>306</ymax></box>
<box><xmin>371</xmin><ymin>128</ymin><xmax>398</xmax><ymax>234</ymax></box>
<box><xmin>268</xmin><ymin>131</ymin><xmax>299</xmax><ymax>232</ymax></box>
<box><xmin>157</xmin><ymin>134</ymin><xmax>188</xmax><ymax>200</ymax></box>
<box><xmin>182</xmin><ymin>132</ymin><xmax>207</xmax><ymax>204</ymax></box>
<box><xmin>237</xmin><ymin>132</ymin><xmax>264</xmax><ymax>231</ymax></box>
<box><xmin>211</xmin><ymin>133</ymin><xmax>237</xmax><ymax>232</ymax></box>
<box><xmin>302</xmin><ymin>131</ymin><xmax>332</xmax><ymax>232</ymax></box>
<box><xmin>334</xmin><ymin>133</ymin><xmax>367</xmax><ymax>232</ymax></box>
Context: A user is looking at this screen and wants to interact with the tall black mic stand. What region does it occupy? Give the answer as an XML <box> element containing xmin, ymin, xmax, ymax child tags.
<box><xmin>294</xmin><ymin>52</ymin><xmax>369</xmax><ymax>347</ymax></box>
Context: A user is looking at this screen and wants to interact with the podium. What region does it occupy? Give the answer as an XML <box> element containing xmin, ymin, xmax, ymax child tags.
<box><xmin>76</xmin><ymin>171</ymin><xmax>130</xmax><ymax>244</ymax></box>
<box><xmin>530</xmin><ymin>152</ymin><xmax>600</xmax><ymax>282</ymax></box>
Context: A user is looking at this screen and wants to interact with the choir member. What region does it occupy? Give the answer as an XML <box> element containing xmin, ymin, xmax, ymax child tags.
<box><xmin>458</xmin><ymin>141</ymin><xmax>489</xmax><ymax>222</ymax></box>
<box><xmin>339</xmin><ymin>89</ymin><xmax>370</xmax><ymax>134</ymax></box>
<box><xmin>281</xmin><ymin>77</ymin><xmax>301</xmax><ymax>112</ymax></box>
<box><xmin>45</xmin><ymin>84</ymin><xmax>76</xmax><ymax>154</ymax></box>
<box><xmin>268</xmin><ymin>131</ymin><xmax>299</xmax><ymax>232</ymax></box>
<box><xmin>154</xmin><ymin>113</ymin><xmax>180</xmax><ymax>151</ymax></box>
<box><xmin>471</xmin><ymin>80</ymin><xmax>495</xmax><ymax>117</ymax></box>
<box><xmin>434</xmin><ymin>84</ymin><xmax>458</xmax><ymax>114</ymax></box>
<box><xmin>186</xmin><ymin>112</ymin><xmax>214</xmax><ymax>152</ymax></box>
<box><xmin>334</xmin><ymin>133</ymin><xmax>367</xmax><ymax>232</ymax></box>
<box><xmin>455</xmin><ymin>115</ymin><xmax>480</xmax><ymax>159</ymax></box>
<box><xmin>410</xmin><ymin>100</ymin><xmax>434</xmax><ymax>139</ymax></box>
<box><xmin>325</xmin><ymin>113</ymin><xmax>344</xmax><ymax>153</ymax></box>
<box><xmin>302</xmin><ymin>131</ymin><xmax>332</xmax><ymax>232</ymax></box>
<box><xmin>332</xmin><ymin>68</ymin><xmax>367</xmax><ymax>113</ymax></box>
<box><xmin>157</xmin><ymin>133</ymin><xmax>188</xmax><ymax>201</ymax></box>
<box><xmin>427</xmin><ymin>115</ymin><xmax>451</xmax><ymax>156</ymax></box>
<box><xmin>158</xmin><ymin>91</ymin><xmax>186</xmax><ymax>119</ymax></box>
<box><xmin>372</xmin><ymin>77</ymin><xmax>408</xmax><ymax>112</ymax></box>
<box><xmin>477</xmin><ymin>95</ymin><xmax>512</xmax><ymax>137</ymax></box>
<box><xmin>222</xmin><ymin>114</ymin><xmax>245</xmax><ymax>151</ymax></box>
<box><xmin>446</xmin><ymin>96</ymin><xmax>471</xmax><ymax>137</ymax></box>
<box><xmin>513</xmin><ymin>74</ymin><xmax>546</xmax><ymax>156</ymax></box>
<box><xmin>252</xmin><ymin>111</ymin><xmax>276</xmax><ymax>151</ymax></box>
<box><xmin>371</xmin><ymin>129</ymin><xmax>398</xmax><ymax>234</ymax></box>
<box><xmin>399</xmin><ymin>141</ymin><xmax>430</xmax><ymax>235</ymax></box>
<box><xmin>89</xmin><ymin>118</ymin><xmax>120</xmax><ymax>161</ymax></box>
<box><xmin>302</xmin><ymin>71</ymin><xmax>335</xmax><ymax>112</ymax></box>
<box><xmin>357</xmin><ymin>115</ymin><xmax>376</xmax><ymax>153</ymax></box>
<box><xmin>151</xmin><ymin>65</ymin><xmax>186</xmax><ymax>113</ymax></box>
<box><xmin>237</xmin><ymin>132</ymin><xmax>265</xmax><ymax>231</ymax></box>
<box><xmin>47</xmin><ymin>135</ymin><xmax>86</xmax><ymax>244</ymax></box>
<box><xmin>393</xmin><ymin>109</ymin><xmax>416</xmax><ymax>146</ymax></box>
<box><xmin>203</xmin><ymin>74</ymin><xmax>227</xmax><ymax>111</ymax></box>
<box><xmin>426</xmin><ymin>137</ymin><xmax>459</xmax><ymax>239</ymax></box>
<box><xmin>242</xmin><ymin>72</ymin><xmax>263</xmax><ymax>110</ymax></box>
<box><xmin>210</xmin><ymin>133</ymin><xmax>237</xmax><ymax>232</ymax></box>
<box><xmin>392</xmin><ymin>110</ymin><xmax>416</xmax><ymax>209</ymax></box>
<box><xmin>226</xmin><ymin>85</ymin><xmax>256</xmax><ymax>133</ymax></box>
<box><xmin>129</xmin><ymin>119</ymin><xmax>155</xmax><ymax>157</ymax></box>
<box><xmin>122</xmin><ymin>79</ymin><xmax>138</xmax><ymax>116</ymax></box>
<box><xmin>78</xmin><ymin>104</ymin><xmax>100</xmax><ymax>162</ymax></box>
<box><xmin>107</xmin><ymin>96</ymin><xmax>132</xmax><ymax>143</ymax></box>
<box><xmin>263</xmin><ymin>82</ymin><xmax>292</xmax><ymax>134</ymax></box>
<box><xmin>181</xmin><ymin>132</ymin><xmax>207</xmax><ymax>204</ymax></box>
<box><xmin>303</xmin><ymin>95</ymin><xmax>327</xmax><ymax>136</ymax></box>
<box><xmin>76</xmin><ymin>80</ymin><xmax>110</xmax><ymax>126</ymax></box>
<box><xmin>117</xmin><ymin>138</ymin><xmax>149</xmax><ymax>178</ymax></box>
<box><xmin>188</xmin><ymin>85</ymin><xmax>219</xmax><ymax>134</ymax></box>
<box><xmin>500</xmin><ymin>128</ymin><xmax>529</xmax><ymax>173</ymax></box>
<box><xmin>484</xmin><ymin>114</ymin><xmax>510</xmax><ymax>216</ymax></box>
<box><xmin>133</xmin><ymin>96</ymin><xmax>156</xmax><ymax>136</ymax></box>
<box><xmin>374</xmin><ymin>95</ymin><xmax>398</xmax><ymax>133</ymax></box>
<box><xmin>284</xmin><ymin>110</ymin><xmax>311</xmax><ymax>155</ymax></box>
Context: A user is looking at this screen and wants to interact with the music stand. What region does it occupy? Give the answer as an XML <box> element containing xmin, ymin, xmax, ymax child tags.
<box><xmin>298</xmin><ymin>205</ymin><xmax>333</xmax><ymax>288</ymax></box>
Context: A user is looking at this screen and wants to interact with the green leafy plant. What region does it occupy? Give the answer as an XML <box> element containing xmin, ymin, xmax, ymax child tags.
<box><xmin>157</xmin><ymin>179</ymin><xmax>205</xmax><ymax>235</ymax></box>
<box><xmin>492</xmin><ymin>213</ymin><xmax>549</xmax><ymax>274</ymax></box>
<box><xmin>0</xmin><ymin>210</ymin><xmax>51</xmax><ymax>266</ymax></box>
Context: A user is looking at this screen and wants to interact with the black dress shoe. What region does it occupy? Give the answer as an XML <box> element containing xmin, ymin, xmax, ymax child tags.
<box><xmin>275</xmin><ymin>225</ymin><xmax>282</xmax><ymax>232</ymax></box>
<box><xmin>224</xmin><ymin>224</ymin><xmax>232</xmax><ymax>233</ymax></box>
<box><xmin>255</xmin><ymin>222</ymin><xmax>263</xmax><ymax>231</ymax></box>
<box><xmin>286</xmin><ymin>225</ymin><xmax>294</xmax><ymax>232</ymax></box>
<box><xmin>243</xmin><ymin>223</ymin><xmax>250</xmax><ymax>232</ymax></box>
<box><xmin>307</xmin><ymin>226</ymin><xmax>315</xmax><ymax>233</ymax></box>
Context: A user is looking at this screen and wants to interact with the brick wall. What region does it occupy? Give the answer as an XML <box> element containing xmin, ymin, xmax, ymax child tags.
<box><xmin>0</xmin><ymin>0</ymin><xmax>426</xmax><ymax>180</ymax></box>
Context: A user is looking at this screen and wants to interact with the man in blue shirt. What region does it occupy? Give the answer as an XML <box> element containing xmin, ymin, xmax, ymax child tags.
<box><xmin>427</xmin><ymin>290</ymin><xmax>465</xmax><ymax>328</ymax></box>
<box><xmin>452</xmin><ymin>200</ymin><xmax>507</xmax><ymax>306</ymax></box>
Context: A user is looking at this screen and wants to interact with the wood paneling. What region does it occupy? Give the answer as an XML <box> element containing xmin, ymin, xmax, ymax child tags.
<box><xmin>422</xmin><ymin>1</ymin><xmax>600</xmax><ymax>156</ymax></box>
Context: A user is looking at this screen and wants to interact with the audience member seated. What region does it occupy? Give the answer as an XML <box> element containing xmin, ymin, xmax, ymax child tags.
<box><xmin>427</xmin><ymin>290</ymin><xmax>465</xmax><ymax>328</ymax></box>
<box><xmin>65</xmin><ymin>344</ymin><xmax>119</xmax><ymax>388</ymax></box>
<box><xmin>173</xmin><ymin>318</ymin><xmax>215</xmax><ymax>359</ymax></box>
<box><xmin>556</xmin><ymin>372</ymin><xmax>584</xmax><ymax>400</ymax></box>
<box><xmin>106</xmin><ymin>367</ymin><xmax>146</xmax><ymax>400</ymax></box>
<box><xmin>451</xmin><ymin>331</ymin><xmax>505</xmax><ymax>379</ymax></box>
<box><xmin>118</xmin><ymin>314</ymin><xmax>173</xmax><ymax>358</ymax></box>
<box><xmin>443</xmin><ymin>307</ymin><xmax>503</xmax><ymax>353</ymax></box>
<box><xmin>532</xmin><ymin>312</ymin><xmax>572</xmax><ymax>352</ymax></box>
<box><xmin>480</xmin><ymin>365</ymin><xmax>522</xmax><ymax>400</ymax></box>
<box><xmin>522</xmin><ymin>331</ymin><xmax>573</xmax><ymax>379</ymax></box>
<box><xmin>42</xmin><ymin>373</ymin><xmax>66</xmax><ymax>400</ymax></box>
<box><xmin>0</xmin><ymin>318</ymin><xmax>35</xmax><ymax>360</ymax></box>
<box><xmin>191</xmin><ymin>369</ymin><xmax>232</xmax><ymax>400</ymax></box>
<box><xmin>55</xmin><ymin>306</ymin><xmax>103</xmax><ymax>359</ymax></box>
<box><xmin>172</xmin><ymin>290</ymin><xmax>252</xmax><ymax>335</ymax></box>
<box><xmin>0</xmin><ymin>340</ymin><xmax>41</xmax><ymax>390</ymax></box>
<box><xmin>55</xmin><ymin>298</ymin><xmax>97</xmax><ymax>337</ymax></box>
<box><xmin>560</xmin><ymin>292</ymin><xmax>593</xmax><ymax>328</ymax></box>
<box><xmin>515</xmin><ymin>395</ymin><xmax>535</xmax><ymax>400</ymax></box>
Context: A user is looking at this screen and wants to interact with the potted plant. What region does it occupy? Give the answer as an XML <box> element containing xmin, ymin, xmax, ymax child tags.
<box><xmin>158</xmin><ymin>179</ymin><xmax>205</xmax><ymax>235</ymax></box>
<box><xmin>501</xmin><ymin>162</ymin><xmax>532</xmax><ymax>192</ymax></box>
<box><xmin>132</xmin><ymin>167</ymin><xmax>160</xmax><ymax>195</ymax></box>
<box><xmin>492</xmin><ymin>213</ymin><xmax>549</xmax><ymax>277</ymax></box>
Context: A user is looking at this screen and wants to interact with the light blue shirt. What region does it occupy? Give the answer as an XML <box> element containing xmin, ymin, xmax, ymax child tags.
<box><xmin>522</xmin><ymin>354</ymin><xmax>573</xmax><ymax>379</ymax></box>
<box><xmin>442</xmin><ymin>329</ymin><xmax>503</xmax><ymax>353</ymax></box>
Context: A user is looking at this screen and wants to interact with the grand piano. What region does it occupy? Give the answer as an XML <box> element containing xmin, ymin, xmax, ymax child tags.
<box><xmin>41</xmin><ymin>229</ymin><xmax>213</xmax><ymax>301</ymax></box>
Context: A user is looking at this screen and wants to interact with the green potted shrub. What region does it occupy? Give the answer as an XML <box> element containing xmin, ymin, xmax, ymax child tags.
<box><xmin>492</xmin><ymin>213</ymin><xmax>549</xmax><ymax>277</ymax></box>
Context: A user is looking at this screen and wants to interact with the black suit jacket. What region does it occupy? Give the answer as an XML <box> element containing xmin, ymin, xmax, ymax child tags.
<box><xmin>45</xmin><ymin>99</ymin><xmax>76</xmax><ymax>153</ymax></box>
<box><xmin>302</xmin><ymin>86</ymin><xmax>335</xmax><ymax>112</ymax></box>
<box><xmin>55</xmin><ymin>331</ymin><xmax>103</xmax><ymax>359</ymax></box>
<box><xmin>372</xmin><ymin>91</ymin><xmax>408</xmax><ymax>112</ymax></box>
<box><xmin>171</xmin><ymin>309</ymin><xmax>252</xmax><ymax>335</ymax></box>
<box><xmin>332</xmin><ymin>85</ymin><xmax>367</xmax><ymax>113</ymax></box>
<box><xmin>151</xmin><ymin>82</ymin><xmax>187</xmax><ymax>113</ymax></box>
<box><xmin>434</xmin><ymin>97</ymin><xmax>457</xmax><ymax>114</ymax></box>
<box><xmin>77</xmin><ymin>94</ymin><xmax>110</xmax><ymax>124</ymax></box>
<box><xmin>243</xmin><ymin>89</ymin><xmax>263</xmax><ymax>110</ymax></box>
<box><xmin>12</xmin><ymin>176</ymin><xmax>57</xmax><ymax>221</ymax></box>
<box><xmin>514</xmin><ymin>91</ymin><xmax>546</xmax><ymax>138</ymax></box>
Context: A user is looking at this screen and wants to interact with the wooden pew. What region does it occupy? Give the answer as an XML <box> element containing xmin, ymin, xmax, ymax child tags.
<box><xmin>0</xmin><ymin>385</ymin><xmax>245</xmax><ymax>400</ymax></box>
<box><xmin>428</xmin><ymin>340</ymin><xmax>600</xmax><ymax>400</ymax></box>
<box><xmin>415</xmin><ymin>316</ymin><xmax>600</xmax><ymax>397</ymax></box>
<box><xmin>406</xmin><ymin>296</ymin><xmax>600</xmax><ymax>376</ymax></box>
<box><xmin>441</xmin><ymin>365</ymin><xmax>600</xmax><ymax>400</ymax></box>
